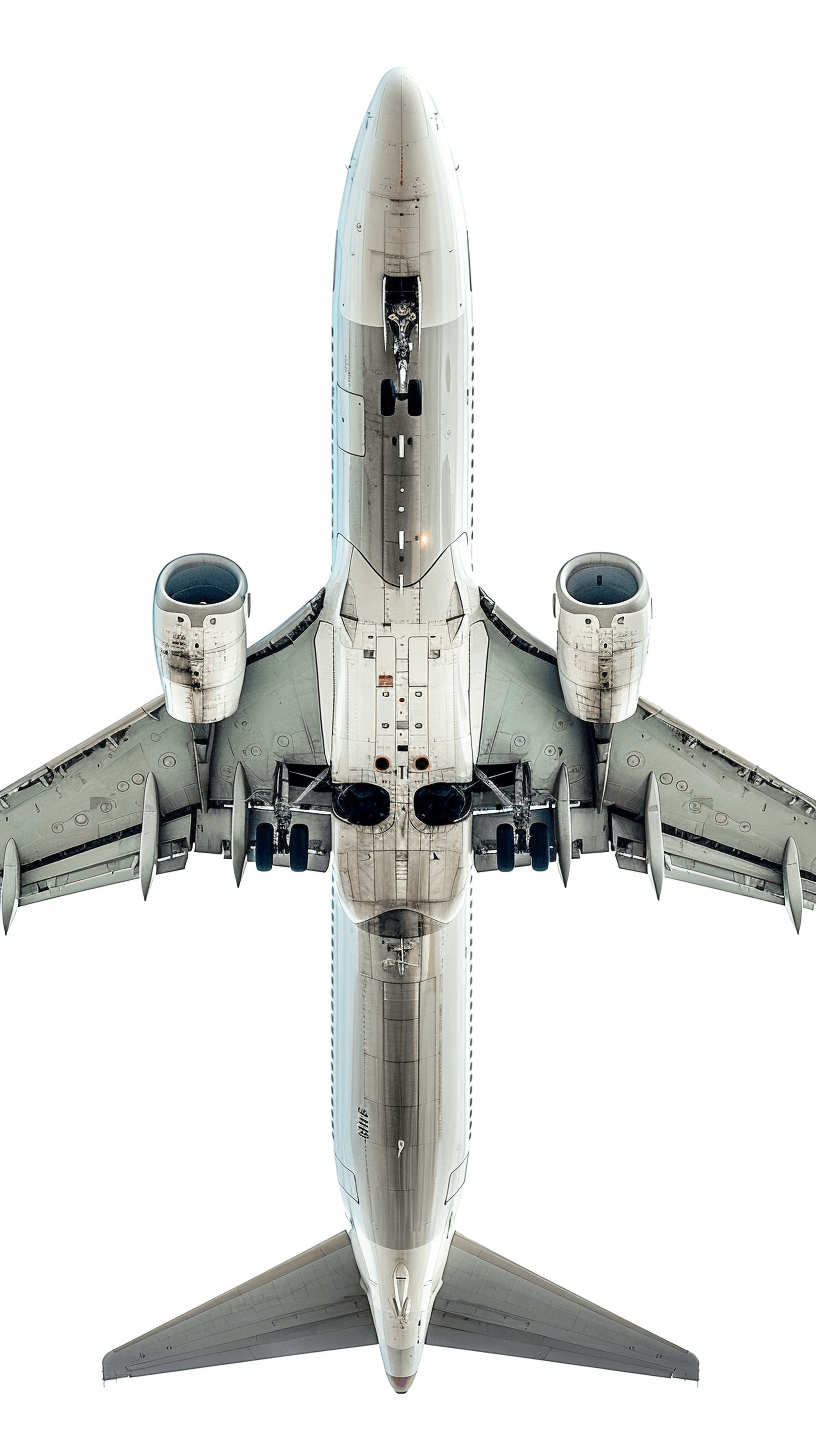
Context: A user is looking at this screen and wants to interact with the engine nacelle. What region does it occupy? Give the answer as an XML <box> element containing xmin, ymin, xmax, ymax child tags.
<box><xmin>154</xmin><ymin>553</ymin><xmax>249</xmax><ymax>723</ymax></box>
<box><xmin>555</xmin><ymin>552</ymin><xmax>650</xmax><ymax>724</ymax></box>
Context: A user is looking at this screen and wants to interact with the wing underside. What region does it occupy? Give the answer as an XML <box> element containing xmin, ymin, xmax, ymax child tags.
<box><xmin>0</xmin><ymin>597</ymin><xmax>328</xmax><ymax>927</ymax></box>
<box><xmin>474</xmin><ymin>597</ymin><xmax>815</xmax><ymax>925</ymax></box>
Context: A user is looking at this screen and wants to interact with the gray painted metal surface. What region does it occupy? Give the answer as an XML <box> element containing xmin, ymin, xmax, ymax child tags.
<box><xmin>2</xmin><ymin>65</ymin><xmax>812</xmax><ymax>1396</ymax></box>
<box><xmin>102</xmin><ymin>1230</ymin><xmax>697</xmax><ymax>1384</ymax></box>
<box><xmin>102</xmin><ymin>1234</ymin><xmax>376</xmax><ymax>1379</ymax></box>
<box><xmin>427</xmin><ymin>1235</ymin><xmax>699</xmax><ymax>1380</ymax></box>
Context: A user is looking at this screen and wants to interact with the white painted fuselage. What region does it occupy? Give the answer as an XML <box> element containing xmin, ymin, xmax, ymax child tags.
<box><xmin>323</xmin><ymin>70</ymin><xmax>480</xmax><ymax>1390</ymax></box>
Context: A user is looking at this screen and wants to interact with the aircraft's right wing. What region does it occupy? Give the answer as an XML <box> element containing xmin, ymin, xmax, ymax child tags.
<box><xmin>427</xmin><ymin>1234</ymin><xmax>699</xmax><ymax>1380</ymax></box>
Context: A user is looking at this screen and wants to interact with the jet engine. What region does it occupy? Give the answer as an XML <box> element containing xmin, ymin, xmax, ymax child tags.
<box><xmin>154</xmin><ymin>553</ymin><xmax>249</xmax><ymax>723</ymax></box>
<box><xmin>555</xmin><ymin>552</ymin><xmax>650</xmax><ymax>724</ymax></box>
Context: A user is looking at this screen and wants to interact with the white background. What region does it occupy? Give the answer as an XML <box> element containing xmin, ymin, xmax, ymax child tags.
<box><xmin>1</xmin><ymin>4</ymin><xmax>814</xmax><ymax>1452</ymax></box>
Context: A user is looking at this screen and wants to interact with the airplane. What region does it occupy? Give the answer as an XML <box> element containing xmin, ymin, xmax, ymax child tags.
<box><xmin>1</xmin><ymin>66</ymin><xmax>812</xmax><ymax>1397</ymax></box>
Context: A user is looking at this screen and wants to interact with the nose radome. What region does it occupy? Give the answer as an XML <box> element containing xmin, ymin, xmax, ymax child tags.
<box><xmin>375</xmin><ymin>68</ymin><xmax>429</xmax><ymax>143</ymax></box>
<box><xmin>350</xmin><ymin>67</ymin><xmax>453</xmax><ymax>204</ymax></box>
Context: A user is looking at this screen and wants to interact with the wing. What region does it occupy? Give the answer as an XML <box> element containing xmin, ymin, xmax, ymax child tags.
<box><xmin>1</xmin><ymin>594</ymin><xmax>328</xmax><ymax>930</ymax></box>
<box><xmin>473</xmin><ymin>594</ymin><xmax>815</xmax><ymax>927</ymax></box>
<box><xmin>103</xmin><ymin>1232</ymin><xmax>376</xmax><ymax>1379</ymax></box>
<box><xmin>605</xmin><ymin>699</ymin><xmax>815</xmax><ymax>925</ymax></box>
<box><xmin>427</xmin><ymin>1234</ymin><xmax>698</xmax><ymax>1380</ymax></box>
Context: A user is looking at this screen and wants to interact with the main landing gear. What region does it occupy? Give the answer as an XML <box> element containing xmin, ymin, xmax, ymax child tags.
<box><xmin>496</xmin><ymin>819</ymin><xmax>551</xmax><ymax>873</ymax></box>
<box><xmin>252</xmin><ymin>762</ymin><xmax>318</xmax><ymax>873</ymax></box>
<box><xmin>475</xmin><ymin>762</ymin><xmax>556</xmax><ymax>874</ymax></box>
<box><xmin>254</xmin><ymin>819</ymin><xmax>309</xmax><ymax>872</ymax></box>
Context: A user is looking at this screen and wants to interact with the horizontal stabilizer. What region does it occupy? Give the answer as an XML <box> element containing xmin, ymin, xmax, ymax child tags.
<box><xmin>427</xmin><ymin>1234</ymin><xmax>698</xmax><ymax>1380</ymax></box>
<box><xmin>103</xmin><ymin>1232</ymin><xmax>376</xmax><ymax>1380</ymax></box>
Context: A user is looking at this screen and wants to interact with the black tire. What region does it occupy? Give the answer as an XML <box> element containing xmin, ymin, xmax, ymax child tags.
<box><xmin>407</xmin><ymin>379</ymin><xmax>422</xmax><ymax>416</ymax></box>
<box><xmin>289</xmin><ymin>822</ymin><xmax>309</xmax><ymax>873</ymax></box>
<box><xmin>380</xmin><ymin>379</ymin><xmax>396</xmax><ymax>416</ymax></box>
<box><xmin>496</xmin><ymin>823</ymin><xmax>515</xmax><ymax>873</ymax></box>
<box><xmin>255</xmin><ymin>821</ymin><xmax>274</xmax><ymax>872</ymax></box>
<box><xmin>530</xmin><ymin>820</ymin><xmax>551</xmax><ymax>872</ymax></box>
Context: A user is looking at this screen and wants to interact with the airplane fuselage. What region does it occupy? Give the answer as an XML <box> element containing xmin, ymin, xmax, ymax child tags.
<box><xmin>324</xmin><ymin>70</ymin><xmax>477</xmax><ymax>1388</ymax></box>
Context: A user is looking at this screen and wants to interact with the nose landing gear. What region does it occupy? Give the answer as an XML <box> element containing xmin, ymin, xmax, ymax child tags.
<box><xmin>380</xmin><ymin>275</ymin><xmax>423</xmax><ymax>416</ymax></box>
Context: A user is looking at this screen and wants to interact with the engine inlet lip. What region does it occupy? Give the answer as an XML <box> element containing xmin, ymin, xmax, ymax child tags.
<box><xmin>556</xmin><ymin>552</ymin><xmax>649</xmax><ymax>617</ymax></box>
<box><xmin>155</xmin><ymin>553</ymin><xmax>248</xmax><ymax>621</ymax></box>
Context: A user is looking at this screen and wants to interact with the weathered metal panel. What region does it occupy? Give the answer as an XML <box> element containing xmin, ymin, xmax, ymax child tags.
<box><xmin>335</xmin><ymin>385</ymin><xmax>366</xmax><ymax>457</ymax></box>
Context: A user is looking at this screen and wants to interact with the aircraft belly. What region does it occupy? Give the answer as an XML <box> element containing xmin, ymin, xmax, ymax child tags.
<box><xmin>331</xmin><ymin>882</ymin><xmax>470</xmax><ymax>1254</ymax></box>
<box><xmin>332</xmin><ymin>319</ymin><xmax>470</xmax><ymax>582</ymax></box>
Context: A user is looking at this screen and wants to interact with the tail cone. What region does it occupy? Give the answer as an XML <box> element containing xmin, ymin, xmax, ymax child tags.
<box><xmin>387</xmin><ymin>1374</ymin><xmax>416</xmax><ymax>1394</ymax></box>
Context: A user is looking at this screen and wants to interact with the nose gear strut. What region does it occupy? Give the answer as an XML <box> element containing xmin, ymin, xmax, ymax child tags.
<box><xmin>381</xmin><ymin>275</ymin><xmax>423</xmax><ymax>415</ymax></box>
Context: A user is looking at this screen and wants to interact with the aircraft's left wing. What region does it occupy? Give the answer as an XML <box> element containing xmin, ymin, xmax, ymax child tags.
<box><xmin>473</xmin><ymin>594</ymin><xmax>815</xmax><ymax>929</ymax></box>
<box><xmin>1</xmin><ymin>594</ymin><xmax>328</xmax><ymax>931</ymax></box>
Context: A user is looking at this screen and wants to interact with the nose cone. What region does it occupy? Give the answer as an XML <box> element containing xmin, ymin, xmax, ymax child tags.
<box><xmin>374</xmin><ymin>68</ymin><xmax>430</xmax><ymax>145</ymax></box>
<box><xmin>350</xmin><ymin>67</ymin><xmax>450</xmax><ymax>201</ymax></box>
<box><xmin>387</xmin><ymin>1374</ymin><xmax>416</xmax><ymax>1395</ymax></box>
